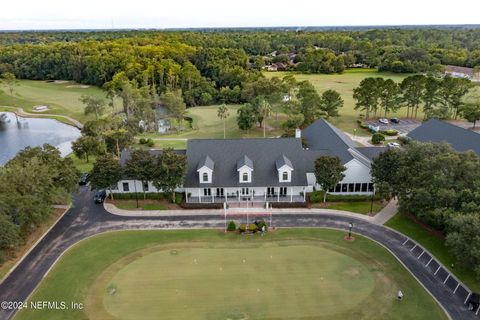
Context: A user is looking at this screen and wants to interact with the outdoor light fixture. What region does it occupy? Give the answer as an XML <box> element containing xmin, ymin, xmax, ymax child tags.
<box><xmin>348</xmin><ymin>222</ymin><xmax>353</xmax><ymax>239</ymax></box>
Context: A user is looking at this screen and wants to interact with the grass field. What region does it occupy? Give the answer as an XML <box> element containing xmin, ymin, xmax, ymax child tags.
<box><xmin>16</xmin><ymin>229</ymin><xmax>447</xmax><ymax>320</ymax></box>
<box><xmin>0</xmin><ymin>80</ymin><xmax>121</xmax><ymax>124</ymax></box>
<box><xmin>386</xmin><ymin>213</ymin><xmax>479</xmax><ymax>292</ymax></box>
<box><xmin>265</xmin><ymin>69</ymin><xmax>411</xmax><ymax>134</ymax></box>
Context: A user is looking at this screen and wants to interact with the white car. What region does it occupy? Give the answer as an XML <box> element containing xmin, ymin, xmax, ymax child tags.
<box><xmin>378</xmin><ymin>118</ymin><xmax>389</xmax><ymax>124</ymax></box>
<box><xmin>387</xmin><ymin>142</ymin><xmax>400</xmax><ymax>148</ymax></box>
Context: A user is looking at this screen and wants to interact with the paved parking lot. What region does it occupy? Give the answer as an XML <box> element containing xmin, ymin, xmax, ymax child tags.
<box><xmin>366</xmin><ymin>119</ymin><xmax>421</xmax><ymax>134</ymax></box>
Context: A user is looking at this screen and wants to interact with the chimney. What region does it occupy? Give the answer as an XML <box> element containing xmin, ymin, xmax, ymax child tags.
<box><xmin>295</xmin><ymin>128</ymin><xmax>301</xmax><ymax>139</ymax></box>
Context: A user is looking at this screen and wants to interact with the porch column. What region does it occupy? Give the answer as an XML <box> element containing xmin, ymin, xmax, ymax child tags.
<box><xmin>185</xmin><ymin>190</ymin><xmax>188</xmax><ymax>203</ymax></box>
<box><xmin>303</xmin><ymin>188</ymin><xmax>306</xmax><ymax>201</ymax></box>
<box><xmin>212</xmin><ymin>192</ymin><xmax>215</xmax><ymax>203</ymax></box>
<box><xmin>238</xmin><ymin>190</ymin><xmax>240</xmax><ymax>202</ymax></box>
<box><xmin>264</xmin><ymin>188</ymin><xmax>267</xmax><ymax>201</ymax></box>
<box><xmin>290</xmin><ymin>187</ymin><xmax>293</xmax><ymax>202</ymax></box>
<box><xmin>224</xmin><ymin>191</ymin><xmax>227</xmax><ymax>204</ymax></box>
<box><xmin>198</xmin><ymin>189</ymin><xmax>201</xmax><ymax>203</ymax></box>
<box><xmin>277</xmin><ymin>188</ymin><xmax>280</xmax><ymax>202</ymax></box>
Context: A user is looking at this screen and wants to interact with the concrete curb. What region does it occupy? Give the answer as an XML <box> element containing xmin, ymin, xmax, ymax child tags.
<box><xmin>103</xmin><ymin>202</ymin><xmax>373</xmax><ymax>221</ymax></box>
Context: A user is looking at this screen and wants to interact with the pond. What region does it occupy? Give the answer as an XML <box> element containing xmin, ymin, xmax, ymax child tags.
<box><xmin>0</xmin><ymin>112</ymin><xmax>81</xmax><ymax>165</ymax></box>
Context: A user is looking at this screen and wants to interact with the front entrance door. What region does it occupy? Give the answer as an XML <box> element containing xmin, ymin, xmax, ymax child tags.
<box><xmin>241</xmin><ymin>188</ymin><xmax>249</xmax><ymax>196</ymax></box>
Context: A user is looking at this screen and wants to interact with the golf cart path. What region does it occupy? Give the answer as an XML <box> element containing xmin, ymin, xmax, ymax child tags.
<box><xmin>0</xmin><ymin>106</ymin><xmax>83</xmax><ymax>129</ymax></box>
<box><xmin>0</xmin><ymin>188</ymin><xmax>475</xmax><ymax>320</ymax></box>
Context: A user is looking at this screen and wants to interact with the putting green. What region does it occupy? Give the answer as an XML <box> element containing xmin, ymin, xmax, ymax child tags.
<box><xmin>15</xmin><ymin>230</ymin><xmax>448</xmax><ymax>320</ymax></box>
<box><xmin>90</xmin><ymin>242</ymin><xmax>392</xmax><ymax>319</ymax></box>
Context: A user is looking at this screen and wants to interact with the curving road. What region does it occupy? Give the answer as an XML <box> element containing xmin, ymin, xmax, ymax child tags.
<box><xmin>0</xmin><ymin>187</ymin><xmax>476</xmax><ymax>320</ymax></box>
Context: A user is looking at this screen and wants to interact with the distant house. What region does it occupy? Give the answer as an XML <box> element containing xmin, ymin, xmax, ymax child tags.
<box><xmin>407</xmin><ymin>119</ymin><xmax>480</xmax><ymax>155</ymax></box>
<box><xmin>158</xmin><ymin>119</ymin><xmax>171</xmax><ymax>134</ymax></box>
<box><xmin>444</xmin><ymin>65</ymin><xmax>480</xmax><ymax>82</ymax></box>
<box><xmin>267</xmin><ymin>62</ymin><xmax>287</xmax><ymax>72</ymax></box>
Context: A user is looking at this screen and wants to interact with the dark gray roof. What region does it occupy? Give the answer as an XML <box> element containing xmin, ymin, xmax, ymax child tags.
<box><xmin>276</xmin><ymin>154</ymin><xmax>293</xmax><ymax>170</ymax></box>
<box><xmin>120</xmin><ymin>149</ymin><xmax>186</xmax><ymax>167</ymax></box>
<box><xmin>407</xmin><ymin>119</ymin><xmax>480</xmax><ymax>155</ymax></box>
<box><xmin>302</xmin><ymin>118</ymin><xmax>356</xmax><ymax>163</ymax></box>
<box><xmin>185</xmin><ymin>138</ymin><xmax>308</xmax><ymax>188</ymax></box>
<box><xmin>355</xmin><ymin>147</ymin><xmax>387</xmax><ymax>161</ymax></box>
<box><xmin>198</xmin><ymin>155</ymin><xmax>214</xmax><ymax>171</ymax></box>
<box><xmin>237</xmin><ymin>155</ymin><xmax>253</xmax><ymax>170</ymax></box>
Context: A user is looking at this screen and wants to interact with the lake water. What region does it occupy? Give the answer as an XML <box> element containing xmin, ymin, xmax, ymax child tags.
<box><xmin>0</xmin><ymin>112</ymin><xmax>81</xmax><ymax>165</ymax></box>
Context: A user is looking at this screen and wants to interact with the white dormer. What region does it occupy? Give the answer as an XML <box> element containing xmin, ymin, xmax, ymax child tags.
<box><xmin>276</xmin><ymin>154</ymin><xmax>293</xmax><ymax>183</ymax></box>
<box><xmin>197</xmin><ymin>155</ymin><xmax>214</xmax><ymax>184</ymax></box>
<box><xmin>237</xmin><ymin>155</ymin><xmax>253</xmax><ymax>183</ymax></box>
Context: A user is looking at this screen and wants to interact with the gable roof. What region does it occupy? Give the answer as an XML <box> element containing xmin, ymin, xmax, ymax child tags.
<box><xmin>237</xmin><ymin>155</ymin><xmax>253</xmax><ymax>170</ymax></box>
<box><xmin>184</xmin><ymin>138</ymin><xmax>308</xmax><ymax>188</ymax></box>
<box><xmin>302</xmin><ymin>118</ymin><xmax>357</xmax><ymax>163</ymax></box>
<box><xmin>197</xmin><ymin>155</ymin><xmax>214</xmax><ymax>171</ymax></box>
<box><xmin>407</xmin><ymin>119</ymin><xmax>480</xmax><ymax>155</ymax></box>
<box><xmin>355</xmin><ymin>147</ymin><xmax>387</xmax><ymax>161</ymax></box>
<box><xmin>276</xmin><ymin>154</ymin><xmax>293</xmax><ymax>170</ymax></box>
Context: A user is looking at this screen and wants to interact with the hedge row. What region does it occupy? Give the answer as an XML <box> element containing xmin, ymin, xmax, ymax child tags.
<box><xmin>180</xmin><ymin>202</ymin><xmax>223</xmax><ymax>209</ymax></box>
<box><xmin>271</xmin><ymin>202</ymin><xmax>309</xmax><ymax>208</ymax></box>
<box><xmin>111</xmin><ymin>192</ymin><xmax>183</xmax><ymax>204</ymax></box>
<box><xmin>309</xmin><ymin>191</ymin><xmax>381</xmax><ymax>203</ymax></box>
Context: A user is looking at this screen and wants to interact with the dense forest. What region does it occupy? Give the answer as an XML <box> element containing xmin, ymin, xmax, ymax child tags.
<box><xmin>0</xmin><ymin>28</ymin><xmax>480</xmax><ymax>107</ymax></box>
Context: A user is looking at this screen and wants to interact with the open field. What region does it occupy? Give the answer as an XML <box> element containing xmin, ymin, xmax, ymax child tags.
<box><xmin>16</xmin><ymin>229</ymin><xmax>447</xmax><ymax>320</ymax></box>
<box><xmin>386</xmin><ymin>213</ymin><xmax>479</xmax><ymax>292</ymax></box>
<box><xmin>0</xmin><ymin>80</ymin><xmax>121</xmax><ymax>124</ymax></box>
<box><xmin>265</xmin><ymin>69</ymin><xmax>410</xmax><ymax>134</ymax></box>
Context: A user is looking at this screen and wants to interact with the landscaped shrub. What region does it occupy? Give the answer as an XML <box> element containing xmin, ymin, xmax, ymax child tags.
<box><xmin>139</xmin><ymin>138</ymin><xmax>147</xmax><ymax>144</ymax></box>
<box><xmin>238</xmin><ymin>224</ymin><xmax>247</xmax><ymax>233</ymax></box>
<box><xmin>111</xmin><ymin>192</ymin><xmax>184</xmax><ymax>203</ymax></box>
<box><xmin>381</xmin><ymin>129</ymin><xmax>398</xmax><ymax>136</ymax></box>
<box><xmin>397</xmin><ymin>136</ymin><xmax>411</xmax><ymax>145</ymax></box>
<box><xmin>371</xmin><ymin>133</ymin><xmax>386</xmax><ymax>145</ymax></box>
<box><xmin>227</xmin><ymin>221</ymin><xmax>236</xmax><ymax>232</ymax></box>
<box><xmin>308</xmin><ymin>191</ymin><xmax>381</xmax><ymax>203</ymax></box>
<box><xmin>248</xmin><ymin>223</ymin><xmax>258</xmax><ymax>233</ymax></box>
<box><xmin>146</xmin><ymin>139</ymin><xmax>155</xmax><ymax>147</ymax></box>
<box><xmin>271</xmin><ymin>202</ymin><xmax>309</xmax><ymax>208</ymax></box>
<box><xmin>256</xmin><ymin>220</ymin><xmax>268</xmax><ymax>231</ymax></box>
<box><xmin>180</xmin><ymin>202</ymin><xmax>223</xmax><ymax>209</ymax></box>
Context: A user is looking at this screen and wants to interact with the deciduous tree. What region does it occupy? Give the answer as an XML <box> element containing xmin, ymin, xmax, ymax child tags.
<box><xmin>314</xmin><ymin>156</ymin><xmax>346</xmax><ymax>204</ymax></box>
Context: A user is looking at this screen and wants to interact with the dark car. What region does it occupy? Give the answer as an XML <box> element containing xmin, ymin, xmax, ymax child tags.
<box><xmin>390</xmin><ymin>118</ymin><xmax>400</xmax><ymax>124</ymax></box>
<box><xmin>79</xmin><ymin>173</ymin><xmax>90</xmax><ymax>185</ymax></box>
<box><xmin>94</xmin><ymin>189</ymin><xmax>107</xmax><ymax>204</ymax></box>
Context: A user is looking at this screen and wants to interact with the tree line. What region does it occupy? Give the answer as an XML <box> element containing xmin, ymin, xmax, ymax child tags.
<box><xmin>0</xmin><ymin>146</ymin><xmax>79</xmax><ymax>263</ymax></box>
<box><xmin>353</xmin><ymin>75</ymin><xmax>479</xmax><ymax>122</ymax></box>
<box><xmin>372</xmin><ymin>142</ymin><xmax>480</xmax><ymax>278</ymax></box>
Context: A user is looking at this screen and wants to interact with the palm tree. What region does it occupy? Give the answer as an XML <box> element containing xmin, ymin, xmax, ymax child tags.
<box><xmin>259</xmin><ymin>99</ymin><xmax>272</xmax><ymax>138</ymax></box>
<box><xmin>217</xmin><ymin>104</ymin><xmax>230</xmax><ymax>139</ymax></box>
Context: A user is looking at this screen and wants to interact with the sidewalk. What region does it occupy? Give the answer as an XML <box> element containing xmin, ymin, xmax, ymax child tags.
<box><xmin>371</xmin><ymin>198</ymin><xmax>398</xmax><ymax>225</ymax></box>
<box><xmin>104</xmin><ymin>203</ymin><xmax>373</xmax><ymax>221</ymax></box>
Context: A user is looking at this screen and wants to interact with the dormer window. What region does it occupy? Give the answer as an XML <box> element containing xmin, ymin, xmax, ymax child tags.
<box><xmin>197</xmin><ymin>155</ymin><xmax>214</xmax><ymax>184</ymax></box>
<box><xmin>203</xmin><ymin>172</ymin><xmax>209</xmax><ymax>182</ymax></box>
<box><xmin>237</xmin><ymin>155</ymin><xmax>253</xmax><ymax>183</ymax></box>
<box><xmin>276</xmin><ymin>154</ymin><xmax>293</xmax><ymax>183</ymax></box>
<box><xmin>243</xmin><ymin>172</ymin><xmax>249</xmax><ymax>182</ymax></box>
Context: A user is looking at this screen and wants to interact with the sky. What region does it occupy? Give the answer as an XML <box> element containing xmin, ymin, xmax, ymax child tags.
<box><xmin>0</xmin><ymin>0</ymin><xmax>479</xmax><ymax>30</ymax></box>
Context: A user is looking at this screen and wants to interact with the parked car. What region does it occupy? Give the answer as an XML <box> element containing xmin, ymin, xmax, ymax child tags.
<box><xmin>79</xmin><ymin>173</ymin><xmax>90</xmax><ymax>185</ymax></box>
<box><xmin>378</xmin><ymin>118</ymin><xmax>389</xmax><ymax>124</ymax></box>
<box><xmin>390</xmin><ymin>118</ymin><xmax>400</xmax><ymax>124</ymax></box>
<box><xmin>94</xmin><ymin>189</ymin><xmax>107</xmax><ymax>203</ymax></box>
<box><xmin>387</xmin><ymin>142</ymin><xmax>400</xmax><ymax>148</ymax></box>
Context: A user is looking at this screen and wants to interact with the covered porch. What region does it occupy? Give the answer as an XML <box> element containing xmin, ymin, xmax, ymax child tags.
<box><xmin>185</xmin><ymin>186</ymin><xmax>306</xmax><ymax>204</ymax></box>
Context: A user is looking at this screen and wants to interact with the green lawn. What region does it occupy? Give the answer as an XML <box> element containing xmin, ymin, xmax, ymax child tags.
<box><xmin>386</xmin><ymin>213</ymin><xmax>479</xmax><ymax>292</ymax></box>
<box><xmin>265</xmin><ymin>69</ymin><xmax>410</xmax><ymax>134</ymax></box>
<box><xmin>16</xmin><ymin>229</ymin><xmax>447</xmax><ymax>320</ymax></box>
<box><xmin>112</xmin><ymin>200</ymin><xmax>169</xmax><ymax>210</ymax></box>
<box><xmin>322</xmin><ymin>201</ymin><xmax>385</xmax><ymax>214</ymax></box>
<box><xmin>0</xmin><ymin>80</ymin><xmax>121</xmax><ymax>124</ymax></box>
<box><xmin>68</xmin><ymin>154</ymin><xmax>95</xmax><ymax>173</ymax></box>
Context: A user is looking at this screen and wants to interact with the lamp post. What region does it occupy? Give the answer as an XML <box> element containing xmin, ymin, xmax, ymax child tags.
<box><xmin>353</xmin><ymin>129</ymin><xmax>357</xmax><ymax>138</ymax></box>
<box><xmin>348</xmin><ymin>222</ymin><xmax>353</xmax><ymax>239</ymax></box>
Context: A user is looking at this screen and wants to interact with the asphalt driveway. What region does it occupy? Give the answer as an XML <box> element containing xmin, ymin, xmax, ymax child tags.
<box><xmin>0</xmin><ymin>187</ymin><xmax>476</xmax><ymax>320</ymax></box>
